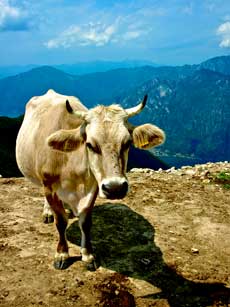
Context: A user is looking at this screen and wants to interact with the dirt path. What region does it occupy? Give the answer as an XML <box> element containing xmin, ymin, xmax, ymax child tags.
<box><xmin>0</xmin><ymin>162</ymin><xmax>230</xmax><ymax>307</ymax></box>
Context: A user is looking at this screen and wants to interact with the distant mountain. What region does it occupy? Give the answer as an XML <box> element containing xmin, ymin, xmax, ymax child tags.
<box><xmin>0</xmin><ymin>65</ymin><xmax>38</xmax><ymax>79</ymax></box>
<box><xmin>198</xmin><ymin>55</ymin><xmax>230</xmax><ymax>76</ymax></box>
<box><xmin>55</xmin><ymin>60</ymin><xmax>158</xmax><ymax>75</ymax></box>
<box><xmin>0</xmin><ymin>63</ymin><xmax>198</xmax><ymax>116</ymax></box>
<box><xmin>0</xmin><ymin>66</ymin><xmax>77</xmax><ymax>116</ymax></box>
<box><xmin>0</xmin><ymin>65</ymin><xmax>164</xmax><ymax>116</ymax></box>
<box><xmin>1</xmin><ymin>55</ymin><xmax>229</xmax><ymax>80</ymax></box>
<box><xmin>0</xmin><ymin>60</ymin><xmax>157</xmax><ymax>79</ymax></box>
<box><xmin>1</xmin><ymin>55</ymin><xmax>230</xmax><ymax>117</ymax></box>
<box><xmin>119</xmin><ymin>69</ymin><xmax>230</xmax><ymax>163</ymax></box>
<box><xmin>0</xmin><ymin>55</ymin><xmax>229</xmax><ymax>167</ymax></box>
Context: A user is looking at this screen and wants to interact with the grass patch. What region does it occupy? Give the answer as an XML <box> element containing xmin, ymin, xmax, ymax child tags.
<box><xmin>213</xmin><ymin>171</ymin><xmax>230</xmax><ymax>189</ymax></box>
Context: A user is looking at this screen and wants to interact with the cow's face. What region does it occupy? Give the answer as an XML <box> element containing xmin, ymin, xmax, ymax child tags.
<box><xmin>47</xmin><ymin>96</ymin><xmax>165</xmax><ymax>199</ymax></box>
<box><xmin>83</xmin><ymin>106</ymin><xmax>131</xmax><ymax>199</ymax></box>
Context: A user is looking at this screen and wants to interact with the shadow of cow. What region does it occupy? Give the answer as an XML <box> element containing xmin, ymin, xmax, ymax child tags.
<box><xmin>66</xmin><ymin>203</ymin><xmax>230</xmax><ymax>307</ymax></box>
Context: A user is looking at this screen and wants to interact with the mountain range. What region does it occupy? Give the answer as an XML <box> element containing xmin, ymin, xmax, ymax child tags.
<box><xmin>0</xmin><ymin>55</ymin><xmax>229</xmax><ymax>173</ymax></box>
<box><xmin>0</xmin><ymin>60</ymin><xmax>157</xmax><ymax>79</ymax></box>
<box><xmin>120</xmin><ymin>68</ymin><xmax>230</xmax><ymax>164</ymax></box>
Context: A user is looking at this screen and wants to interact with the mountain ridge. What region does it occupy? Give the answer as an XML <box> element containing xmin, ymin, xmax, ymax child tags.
<box><xmin>0</xmin><ymin>60</ymin><xmax>158</xmax><ymax>79</ymax></box>
<box><xmin>1</xmin><ymin>55</ymin><xmax>230</xmax><ymax>117</ymax></box>
<box><xmin>119</xmin><ymin>67</ymin><xmax>230</xmax><ymax>163</ymax></box>
<box><xmin>0</xmin><ymin>55</ymin><xmax>229</xmax><ymax>168</ymax></box>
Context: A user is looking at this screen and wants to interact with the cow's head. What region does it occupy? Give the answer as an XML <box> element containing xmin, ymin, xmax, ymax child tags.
<box><xmin>47</xmin><ymin>96</ymin><xmax>165</xmax><ymax>199</ymax></box>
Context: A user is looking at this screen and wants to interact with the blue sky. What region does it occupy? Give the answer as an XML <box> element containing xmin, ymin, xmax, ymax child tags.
<box><xmin>0</xmin><ymin>0</ymin><xmax>230</xmax><ymax>66</ymax></box>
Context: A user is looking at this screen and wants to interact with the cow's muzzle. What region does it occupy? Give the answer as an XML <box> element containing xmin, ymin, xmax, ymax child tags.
<box><xmin>101</xmin><ymin>178</ymin><xmax>129</xmax><ymax>199</ymax></box>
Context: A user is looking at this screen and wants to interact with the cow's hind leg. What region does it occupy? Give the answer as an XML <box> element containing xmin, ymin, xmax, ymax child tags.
<box><xmin>44</xmin><ymin>188</ymin><xmax>69</xmax><ymax>270</ymax></box>
<box><xmin>42</xmin><ymin>198</ymin><xmax>54</xmax><ymax>224</ymax></box>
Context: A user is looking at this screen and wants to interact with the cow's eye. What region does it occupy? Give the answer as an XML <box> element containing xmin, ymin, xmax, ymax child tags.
<box><xmin>86</xmin><ymin>142</ymin><xmax>101</xmax><ymax>154</ymax></box>
<box><xmin>121</xmin><ymin>140</ymin><xmax>132</xmax><ymax>152</ymax></box>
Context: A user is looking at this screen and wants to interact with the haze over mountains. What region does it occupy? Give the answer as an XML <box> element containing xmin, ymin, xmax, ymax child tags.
<box><xmin>0</xmin><ymin>60</ymin><xmax>157</xmax><ymax>79</ymax></box>
<box><xmin>0</xmin><ymin>55</ymin><xmax>229</xmax><ymax>172</ymax></box>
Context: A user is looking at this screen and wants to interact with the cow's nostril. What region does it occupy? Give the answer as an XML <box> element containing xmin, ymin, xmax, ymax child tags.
<box><xmin>121</xmin><ymin>181</ymin><xmax>128</xmax><ymax>193</ymax></box>
<box><xmin>102</xmin><ymin>183</ymin><xmax>110</xmax><ymax>193</ymax></box>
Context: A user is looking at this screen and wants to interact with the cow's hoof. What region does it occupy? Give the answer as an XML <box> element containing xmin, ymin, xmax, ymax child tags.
<box><xmin>53</xmin><ymin>259</ymin><xmax>70</xmax><ymax>270</ymax></box>
<box><xmin>43</xmin><ymin>214</ymin><xmax>54</xmax><ymax>224</ymax></box>
<box><xmin>54</xmin><ymin>252</ymin><xmax>70</xmax><ymax>270</ymax></box>
<box><xmin>86</xmin><ymin>259</ymin><xmax>98</xmax><ymax>271</ymax></box>
<box><xmin>81</xmin><ymin>248</ymin><xmax>99</xmax><ymax>271</ymax></box>
<box><xmin>54</xmin><ymin>255</ymin><xmax>81</xmax><ymax>270</ymax></box>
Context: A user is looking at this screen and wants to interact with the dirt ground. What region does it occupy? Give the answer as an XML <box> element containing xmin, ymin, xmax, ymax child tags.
<box><xmin>0</xmin><ymin>162</ymin><xmax>230</xmax><ymax>307</ymax></box>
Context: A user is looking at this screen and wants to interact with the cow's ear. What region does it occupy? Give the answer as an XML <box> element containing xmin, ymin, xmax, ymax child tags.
<box><xmin>47</xmin><ymin>128</ymin><xmax>84</xmax><ymax>152</ymax></box>
<box><xmin>132</xmin><ymin>124</ymin><xmax>165</xmax><ymax>149</ymax></box>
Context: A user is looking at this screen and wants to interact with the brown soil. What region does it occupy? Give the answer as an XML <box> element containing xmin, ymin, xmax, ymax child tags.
<box><xmin>0</xmin><ymin>163</ymin><xmax>230</xmax><ymax>307</ymax></box>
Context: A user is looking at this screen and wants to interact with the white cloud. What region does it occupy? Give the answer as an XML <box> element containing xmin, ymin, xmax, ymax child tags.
<box><xmin>45</xmin><ymin>22</ymin><xmax>117</xmax><ymax>48</ymax></box>
<box><xmin>217</xmin><ymin>21</ymin><xmax>230</xmax><ymax>48</ymax></box>
<box><xmin>0</xmin><ymin>0</ymin><xmax>20</xmax><ymax>23</ymax></box>
<box><xmin>45</xmin><ymin>18</ymin><xmax>149</xmax><ymax>49</ymax></box>
<box><xmin>123</xmin><ymin>31</ymin><xmax>141</xmax><ymax>40</ymax></box>
<box><xmin>0</xmin><ymin>0</ymin><xmax>29</xmax><ymax>31</ymax></box>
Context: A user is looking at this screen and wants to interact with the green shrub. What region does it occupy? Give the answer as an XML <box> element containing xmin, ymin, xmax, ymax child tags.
<box><xmin>214</xmin><ymin>171</ymin><xmax>230</xmax><ymax>189</ymax></box>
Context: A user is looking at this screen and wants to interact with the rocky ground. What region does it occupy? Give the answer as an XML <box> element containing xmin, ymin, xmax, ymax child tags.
<box><xmin>0</xmin><ymin>162</ymin><xmax>230</xmax><ymax>307</ymax></box>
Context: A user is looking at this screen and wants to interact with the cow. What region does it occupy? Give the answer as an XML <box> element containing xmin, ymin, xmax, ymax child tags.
<box><xmin>16</xmin><ymin>89</ymin><xmax>165</xmax><ymax>270</ymax></box>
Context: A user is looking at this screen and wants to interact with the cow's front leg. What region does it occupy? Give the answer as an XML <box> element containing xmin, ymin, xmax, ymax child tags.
<box><xmin>45</xmin><ymin>189</ymin><xmax>69</xmax><ymax>270</ymax></box>
<box><xmin>79</xmin><ymin>210</ymin><xmax>99</xmax><ymax>271</ymax></box>
<box><xmin>78</xmin><ymin>185</ymin><xmax>98</xmax><ymax>270</ymax></box>
<box><xmin>79</xmin><ymin>211</ymin><xmax>94</xmax><ymax>262</ymax></box>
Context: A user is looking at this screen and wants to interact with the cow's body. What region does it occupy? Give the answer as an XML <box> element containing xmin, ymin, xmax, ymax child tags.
<box><xmin>16</xmin><ymin>89</ymin><xmax>165</xmax><ymax>270</ymax></box>
<box><xmin>16</xmin><ymin>90</ymin><xmax>96</xmax><ymax>216</ymax></box>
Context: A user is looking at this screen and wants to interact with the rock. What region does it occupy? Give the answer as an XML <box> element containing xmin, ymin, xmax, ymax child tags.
<box><xmin>129</xmin><ymin>168</ymin><xmax>154</xmax><ymax>173</ymax></box>
<box><xmin>191</xmin><ymin>248</ymin><xmax>199</xmax><ymax>254</ymax></box>
<box><xmin>184</xmin><ymin>169</ymin><xmax>196</xmax><ymax>176</ymax></box>
<box><xmin>202</xmin><ymin>179</ymin><xmax>211</xmax><ymax>184</ymax></box>
<box><xmin>166</xmin><ymin>167</ymin><xmax>176</xmax><ymax>173</ymax></box>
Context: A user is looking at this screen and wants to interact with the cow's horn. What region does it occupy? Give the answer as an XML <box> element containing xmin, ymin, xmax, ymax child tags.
<box><xmin>66</xmin><ymin>100</ymin><xmax>87</xmax><ymax>120</ymax></box>
<box><xmin>125</xmin><ymin>95</ymin><xmax>148</xmax><ymax>118</ymax></box>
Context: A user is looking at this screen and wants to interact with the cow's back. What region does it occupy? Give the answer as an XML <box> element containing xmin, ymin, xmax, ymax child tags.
<box><xmin>16</xmin><ymin>89</ymin><xmax>87</xmax><ymax>185</ymax></box>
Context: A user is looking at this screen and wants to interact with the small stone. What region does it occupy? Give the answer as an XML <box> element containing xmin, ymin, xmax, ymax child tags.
<box><xmin>185</xmin><ymin>169</ymin><xmax>196</xmax><ymax>176</ymax></box>
<box><xmin>181</xmin><ymin>166</ymin><xmax>188</xmax><ymax>169</ymax></box>
<box><xmin>191</xmin><ymin>248</ymin><xmax>199</xmax><ymax>254</ymax></box>
<box><xmin>170</xmin><ymin>237</ymin><xmax>177</xmax><ymax>242</ymax></box>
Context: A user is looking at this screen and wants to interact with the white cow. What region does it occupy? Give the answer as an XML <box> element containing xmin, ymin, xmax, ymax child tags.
<box><xmin>16</xmin><ymin>89</ymin><xmax>165</xmax><ymax>269</ymax></box>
